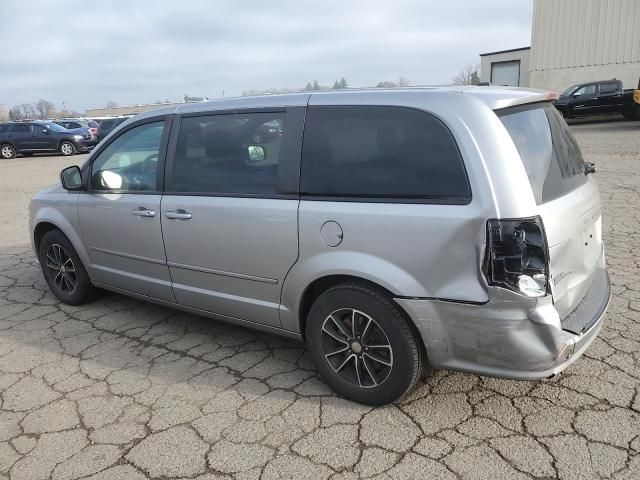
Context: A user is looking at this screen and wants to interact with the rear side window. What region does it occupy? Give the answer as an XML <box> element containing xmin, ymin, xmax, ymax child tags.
<box><xmin>300</xmin><ymin>106</ymin><xmax>470</xmax><ymax>202</ymax></box>
<box><xmin>499</xmin><ymin>104</ymin><xmax>586</xmax><ymax>205</ymax></box>
<box><xmin>171</xmin><ymin>112</ymin><xmax>286</xmax><ymax>195</ymax></box>
<box><xmin>599</xmin><ymin>82</ymin><xmax>618</xmax><ymax>94</ymax></box>
<box><xmin>10</xmin><ymin>124</ymin><xmax>29</xmax><ymax>133</ymax></box>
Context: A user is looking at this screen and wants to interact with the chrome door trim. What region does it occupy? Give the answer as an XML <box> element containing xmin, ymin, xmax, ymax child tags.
<box><xmin>90</xmin><ymin>246</ymin><xmax>167</xmax><ymax>265</ymax></box>
<box><xmin>167</xmin><ymin>261</ymin><xmax>278</xmax><ymax>284</ymax></box>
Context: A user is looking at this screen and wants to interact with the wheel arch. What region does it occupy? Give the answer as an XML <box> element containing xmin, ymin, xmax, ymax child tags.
<box><xmin>58</xmin><ymin>138</ymin><xmax>77</xmax><ymax>152</ymax></box>
<box><xmin>0</xmin><ymin>142</ymin><xmax>17</xmax><ymax>155</ymax></box>
<box><xmin>34</xmin><ymin>221</ymin><xmax>60</xmax><ymax>252</ymax></box>
<box><xmin>31</xmin><ymin>208</ymin><xmax>91</xmax><ymax>270</ymax></box>
<box><xmin>297</xmin><ymin>274</ymin><xmax>400</xmax><ymax>339</ymax></box>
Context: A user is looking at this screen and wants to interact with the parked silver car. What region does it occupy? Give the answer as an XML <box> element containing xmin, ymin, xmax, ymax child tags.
<box><xmin>29</xmin><ymin>87</ymin><xmax>610</xmax><ymax>405</ymax></box>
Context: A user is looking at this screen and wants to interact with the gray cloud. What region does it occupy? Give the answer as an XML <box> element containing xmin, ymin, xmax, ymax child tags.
<box><xmin>0</xmin><ymin>0</ymin><xmax>532</xmax><ymax>111</ymax></box>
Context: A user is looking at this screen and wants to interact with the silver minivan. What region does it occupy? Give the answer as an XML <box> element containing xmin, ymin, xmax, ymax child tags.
<box><xmin>30</xmin><ymin>87</ymin><xmax>610</xmax><ymax>405</ymax></box>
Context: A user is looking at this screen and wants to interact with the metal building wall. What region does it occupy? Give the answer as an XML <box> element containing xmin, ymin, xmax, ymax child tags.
<box><xmin>531</xmin><ymin>0</ymin><xmax>640</xmax><ymax>92</ymax></box>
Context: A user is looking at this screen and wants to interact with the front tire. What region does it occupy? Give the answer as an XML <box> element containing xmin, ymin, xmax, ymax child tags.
<box><xmin>1</xmin><ymin>144</ymin><xmax>16</xmax><ymax>159</ymax></box>
<box><xmin>38</xmin><ymin>230</ymin><xmax>95</xmax><ymax>305</ymax></box>
<box><xmin>60</xmin><ymin>141</ymin><xmax>76</xmax><ymax>156</ymax></box>
<box><xmin>306</xmin><ymin>283</ymin><xmax>424</xmax><ymax>405</ymax></box>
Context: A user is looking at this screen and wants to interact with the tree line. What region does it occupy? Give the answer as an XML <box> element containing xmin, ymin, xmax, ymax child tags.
<box><xmin>4</xmin><ymin>99</ymin><xmax>82</xmax><ymax>121</ymax></box>
<box><xmin>242</xmin><ymin>76</ymin><xmax>414</xmax><ymax>96</ymax></box>
<box><xmin>1</xmin><ymin>66</ymin><xmax>479</xmax><ymax>122</ymax></box>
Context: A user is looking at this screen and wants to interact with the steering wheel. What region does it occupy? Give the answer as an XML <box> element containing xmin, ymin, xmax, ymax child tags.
<box><xmin>123</xmin><ymin>153</ymin><xmax>158</xmax><ymax>190</ymax></box>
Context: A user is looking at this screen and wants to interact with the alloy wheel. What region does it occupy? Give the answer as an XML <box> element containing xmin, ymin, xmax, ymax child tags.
<box><xmin>320</xmin><ymin>308</ymin><xmax>393</xmax><ymax>388</ymax></box>
<box><xmin>61</xmin><ymin>143</ymin><xmax>74</xmax><ymax>155</ymax></box>
<box><xmin>45</xmin><ymin>244</ymin><xmax>77</xmax><ymax>293</ymax></box>
<box><xmin>1</xmin><ymin>145</ymin><xmax>15</xmax><ymax>158</ymax></box>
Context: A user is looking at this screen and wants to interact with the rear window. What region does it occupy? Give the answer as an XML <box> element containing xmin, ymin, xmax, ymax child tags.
<box><xmin>10</xmin><ymin>124</ymin><xmax>29</xmax><ymax>133</ymax></box>
<box><xmin>300</xmin><ymin>106</ymin><xmax>470</xmax><ymax>202</ymax></box>
<box><xmin>499</xmin><ymin>103</ymin><xmax>586</xmax><ymax>204</ymax></box>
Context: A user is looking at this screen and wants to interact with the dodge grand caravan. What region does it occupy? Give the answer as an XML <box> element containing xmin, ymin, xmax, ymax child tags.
<box><xmin>29</xmin><ymin>87</ymin><xmax>610</xmax><ymax>405</ymax></box>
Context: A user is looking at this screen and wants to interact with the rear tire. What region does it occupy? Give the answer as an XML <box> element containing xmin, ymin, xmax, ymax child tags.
<box><xmin>1</xmin><ymin>144</ymin><xmax>16</xmax><ymax>159</ymax></box>
<box><xmin>38</xmin><ymin>230</ymin><xmax>95</xmax><ymax>305</ymax></box>
<box><xmin>60</xmin><ymin>141</ymin><xmax>76</xmax><ymax>156</ymax></box>
<box><xmin>306</xmin><ymin>283</ymin><xmax>424</xmax><ymax>406</ymax></box>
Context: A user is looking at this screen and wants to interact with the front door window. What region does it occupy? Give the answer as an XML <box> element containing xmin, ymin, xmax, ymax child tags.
<box><xmin>91</xmin><ymin>121</ymin><xmax>165</xmax><ymax>192</ymax></box>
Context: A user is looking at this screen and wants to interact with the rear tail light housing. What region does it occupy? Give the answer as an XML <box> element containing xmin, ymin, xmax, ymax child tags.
<box><xmin>484</xmin><ymin>216</ymin><xmax>550</xmax><ymax>298</ymax></box>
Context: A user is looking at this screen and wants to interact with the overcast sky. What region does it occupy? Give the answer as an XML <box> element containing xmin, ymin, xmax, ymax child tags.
<box><xmin>0</xmin><ymin>1</ymin><xmax>532</xmax><ymax>112</ymax></box>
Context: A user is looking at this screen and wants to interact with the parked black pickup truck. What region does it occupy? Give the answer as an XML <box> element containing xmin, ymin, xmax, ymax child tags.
<box><xmin>554</xmin><ymin>79</ymin><xmax>640</xmax><ymax>120</ymax></box>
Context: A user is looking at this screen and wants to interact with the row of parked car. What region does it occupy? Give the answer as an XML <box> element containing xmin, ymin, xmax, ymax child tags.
<box><xmin>0</xmin><ymin>116</ymin><xmax>131</xmax><ymax>159</ymax></box>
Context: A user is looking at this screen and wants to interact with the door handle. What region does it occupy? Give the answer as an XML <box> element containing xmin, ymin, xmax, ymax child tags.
<box><xmin>165</xmin><ymin>209</ymin><xmax>192</xmax><ymax>220</ymax></box>
<box><xmin>132</xmin><ymin>207</ymin><xmax>156</xmax><ymax>217</ymax></box>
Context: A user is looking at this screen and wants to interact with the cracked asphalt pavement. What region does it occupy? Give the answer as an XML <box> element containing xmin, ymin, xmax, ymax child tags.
<box><xmin>1</xmin><ymin>120</ymin><xmax>640</xmax><ymax>479</ymax></box>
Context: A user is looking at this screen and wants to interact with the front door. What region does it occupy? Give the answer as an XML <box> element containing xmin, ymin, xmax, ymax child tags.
<box><xmin>77</xmin><ymin>118</ymin><xmax>175</xmax><ymax>301</ymax></box>
<box><xmin>29</xmin><ymin>124</ymin><xmax>56</xmax><ymax>151</ymax></box>
<box><xmin>568</xmin><ymin>83</ymin><xmax>597</xmax><ymax>116</ymax></box>
<box><xmin>161</xmin><ymin>109</ymin><xmax>303</xmax><ymax>327</ymax></box>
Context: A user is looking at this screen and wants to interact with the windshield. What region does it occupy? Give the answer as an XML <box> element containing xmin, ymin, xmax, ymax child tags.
<box><xmin>498</xmin><ymin>103</ymin><xmax>586</xmax><ymax>205</ymax></box>
<box><xmin>46</xmin><ymin>123</ymin><xmax>66</xmax><ymax>132</ymax></box>
<box><xmin>560</xmin><ymin>84</ymin><xmax>579</xmax><ymax>96</ymax></box>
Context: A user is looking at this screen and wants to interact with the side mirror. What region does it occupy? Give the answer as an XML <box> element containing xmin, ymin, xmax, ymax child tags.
<box><xmin>60</xmin><ymin>165</ymin><xmax>83</xmax><ymax>191</ymax></box>
<box><xmin>572</xmin><ymin>92</ymin><xmax>581</xmax><ymax>97</ymax></box>
<box><xmin>42</xmin><ymin>129</ymin><xmax>49</xmax><ymax>134</ymax></box>
<box><xmin>247</xmin><ymin>145</ymin><xmax>266</xmax><ymax>163</ymax></box>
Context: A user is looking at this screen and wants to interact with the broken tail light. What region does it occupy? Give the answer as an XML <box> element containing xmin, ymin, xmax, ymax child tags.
<box><xmin>485</xmin><ymin>217</ymin><xmax>550</xmax><ymax>298</ymax></box>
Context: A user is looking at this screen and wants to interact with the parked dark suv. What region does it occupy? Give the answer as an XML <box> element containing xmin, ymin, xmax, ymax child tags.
<box><xmin>0</xmin><ymin>122</ymin><xmax>94</xmax><ymax>159</ymax></box>
<box><xmin>97</xmin><ymin>117</ymin><xmax>130</xmax><ymax>142</ymax></box>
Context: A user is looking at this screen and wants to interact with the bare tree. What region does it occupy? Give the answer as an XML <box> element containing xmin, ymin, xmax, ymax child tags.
<box><xmin>105</xmin><ymin>100</ymin><xmax>118</xmax><ymax>109</ymax></box>
<box><xmin>35</xmin><ymin>99</ymin><xmax>55</xmax><ymax>119</ymax></box>
<box><xmin>19</xmin><ymin>103</ymin><xmax>36</xmax><ymax>119</ymax></box>
<box><xmin>9</xmin><ymin>106</ymin><xmax>22</xmax><ymax>121</ymax></box>
<box><xmin>453</xmin><ymin>64</ymin><xmax>481</xmax><ymax>85</ymax></box>
<box><xmin>376</xmin><ymin>80</ymin><xmax>396</xmax><ymax>88</ymax></box>
<box><xmin>376</xmin><ymin>77</ymin><xmax>411</xmax><ymax>88</ymax></box>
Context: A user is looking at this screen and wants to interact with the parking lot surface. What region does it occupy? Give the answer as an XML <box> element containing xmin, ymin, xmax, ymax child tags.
<box><xmin>1</xmin><ymin>121</ymin><xmax>640</xmax><ymax>479</ymax></box>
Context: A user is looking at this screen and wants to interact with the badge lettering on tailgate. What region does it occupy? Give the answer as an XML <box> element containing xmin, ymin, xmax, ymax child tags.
<box><xmin>579</xmin><ymin>206</ymin><xmax>600</xmax><ymax>231</ymax></box>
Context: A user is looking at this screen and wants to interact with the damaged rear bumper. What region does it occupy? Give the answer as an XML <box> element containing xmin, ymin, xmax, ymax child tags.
<box><xmin>395</xmin><ymin>268</ymin><xmax>611</xmax><ymax>380</ymax></box>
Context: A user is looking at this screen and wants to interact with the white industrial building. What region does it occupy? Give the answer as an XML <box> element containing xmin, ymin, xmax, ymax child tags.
<box><xmin>481</xmin><ymin>0</ymin><xmax>640</xmax><ymax>92</ymax></box>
